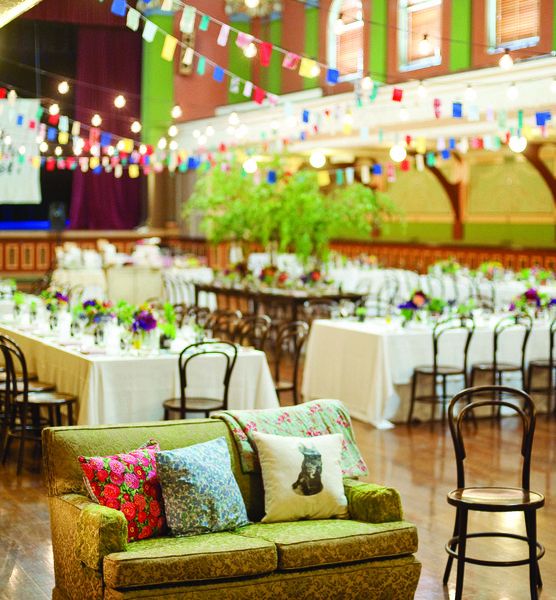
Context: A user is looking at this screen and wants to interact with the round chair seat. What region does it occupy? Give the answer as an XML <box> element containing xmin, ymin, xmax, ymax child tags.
<box><xmin>448</xmin><ymin>486</ymin><xmax>545</xmax><ymax>510</ymax></box>
<box><xmin>163</xmin><ymin>397</ymin><xmax>224</xmax><ymax>413</ymax></box>
<box><xmin>529</xmin><ymin>359</ymin><xmax>551</xmax><ymax>368</ymax></box>
<box><xmin>21</xmin><ymin>391</ymin><xmax>77</xmax><ymax>405</ymax></box>
<box><xmin>414</xmin><ymin>365</ymin><xmax>464</xmax><ymax>376</ymax></box>
<box><xmin>0</xmin><ymin>370</ymin><xmax>38</xmax><ymax>382</ymax></box>
<box><xmin>471</xmin><ymin>362</ymin><xmax>520</xmax><ymax>371</ymax></box>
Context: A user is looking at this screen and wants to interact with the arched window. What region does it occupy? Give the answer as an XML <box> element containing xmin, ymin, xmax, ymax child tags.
<box><xmin>327</xmin><ymin>0</ymin><xmax>364</xmax><ymax>80</ymax></box>
<box><xmin>488</xmin><ymin>0</ymin><xmax>540</xmax><ymax>51</ymax></box>
<box><xmin>398</xmin><ymin>0</ymin><xmax>442</xmax><ymax>71</ymax></box>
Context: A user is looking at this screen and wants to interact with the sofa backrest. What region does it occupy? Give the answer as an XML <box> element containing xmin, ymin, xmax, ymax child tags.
<box><xmin>42</xmin><ymin>418</ymin><xmax>266</xmax><ymax>522</ymax></box>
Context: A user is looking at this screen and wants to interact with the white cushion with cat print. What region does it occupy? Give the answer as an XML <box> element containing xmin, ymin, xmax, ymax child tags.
<box><xmin>252</xmin><ymin>431</ymin><xmax>349</xmax><ymax>523</ymax></box>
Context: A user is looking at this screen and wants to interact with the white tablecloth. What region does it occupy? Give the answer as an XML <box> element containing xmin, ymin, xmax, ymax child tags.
<box><xmin>0</xmin><ymin>323</ymin><xmax>278</xmax><ymax>426</ymax></box>
<box><xmin>163</xmin><ymin>267</ymin><xmax>214</xmax><ymax>305</ymax></box>
<box><xmin>302</xmin><ymin>317</ymin><xmax>550</xmax><ymax>429</ymax></box>
<box><xmin>52</xmin><ymin>269</ymin><xmax>108</xmax><ymax>300</ymax></box>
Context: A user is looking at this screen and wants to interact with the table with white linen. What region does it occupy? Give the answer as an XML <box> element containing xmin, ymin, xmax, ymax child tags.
<box><xmin>302</xmin><ymin>317</ymin><xmax>550</xmax><ymax>429</ymax></box>
<box><xmin>163</xmin><ymin>267</ymin><xmax>214</xmax><ymax>306</ymax></box>
<box><xmin>0</xmin><ymin>322</ymin><xmax>279</xmax><ymax>426</ymax></box>
<box><xmin>52</xmin><ymin>268</ymin><xmax>108</xmax><ymax>300</ymax></box>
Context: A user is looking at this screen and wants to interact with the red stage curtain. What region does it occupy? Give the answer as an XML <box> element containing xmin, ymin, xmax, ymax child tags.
<box><xmin>68</xmin><ymin>25</ymin><xmax>142</xmax><ymax>230</ymax></box>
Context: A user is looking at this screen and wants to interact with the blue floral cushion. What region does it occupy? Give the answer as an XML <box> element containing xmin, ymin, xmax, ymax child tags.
<box><xmin>155</xmin><ymin>437</ymin><xmax>249</xmax><ymax>537</ymax></box>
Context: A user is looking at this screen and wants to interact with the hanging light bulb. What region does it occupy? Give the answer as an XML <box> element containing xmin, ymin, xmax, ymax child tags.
<box><xmin>58</xmin><ymin>81</ymin><xmax>69</xmax><ymax>94</ymax></box>
<box><xmin>310</xmin><ymin>63</ymin><xmax>321</xmax><ymax>78</ymax></box>
<box><xmin>465</xmin><ymin>84</ymin><xmax>477</xmax><ymax>101</ymax></box>
<box><xmin>7</xmin><ymin>90</ymin><xmax>17</xmax><ymax>104</ymax></box>
<box><xmin>509</xmin><ymin>135</ymin><xmax>527</xmax><ymax>153</ymax></box>
<box><xmin>236</xmin><ymin>124</ymin><xmax>248</xmax><ymax>139</ymax></box>
<box><xmin>158</xmin><ymin>137</ymin><xmax>167</xmax><ymax>149</ymax></box>
<box><xmin>206</xmin><ymin>125</ymin><xmax>214</xmax><ymax>136</ymax></box>
<box><xmin>244</xmin><ymin>42</ymin><xmax>257</xmax><ymax>58</ymax></box>
<box><xmin>139</xmin><ymin>144</ymin><xmax>147</xmax><ymax>154</ymax></box>
<box><xmin>40</xmin><ymin>142</ymin><xmax>48</xmax><ymax>153</ymax></box>
<box><xmin>169</xmin><ymin>140</ymin><xmax>179</xmax><ymax>151</ymax></box>
<box><xmin>106</xmin><ymin>146</ymin><xmax>115</xmax><ymax>156</ymax></box>
<box><xmin>309</xmin><ymin>152</ymin><xmax>326</xmax><ymax>168</ymax></box>
<box><xmin>131</xmin><ymin>121</ymin><xmax>142</xmax><ymax>133</ymax></box>
<box><xmin>91</xmin><ymin>114</ymin><xmax>102</xmax><ymax>127</ymax></box>
<box><xmin>418</xmin><ymin>34</ymin><xmax>432</xmax><ymax>56</ymax></box>
<box><xmin>117</xmin><ymin>140</ymin><xmax>126</xmax><ymax>151</ymax></box>
<box><xmin>55</xmin><ymin>146</ymin><xmax>62</xmax><ymax>156</ymax></box>
<box><xmin>228</xmin><ymin>112</ymin><xmax>239</xmax><ymax>125</ymax></box>
<box><xmin>3</xmin><ymin>135</ymin><xmax>11</xmax><ymax>146</ymax></box>
<box><xmin>198</xmin><ymin>134</ymin><xmax>207</xmax><ymax>145</ymax></box>
<box><xmin>114</xmin><ymin>95</ymin><xmax>126</xmax><ymax>108</ymax></box>
<box><xmin>390</xmin><ymin>144</ymin><xmax>407</xmax><ymax>162</ymax></box>
<box><xmin>334</xmin><ymin>14</ymin><xmax>344</xmax><ymax>35</ymax></box>
<box><xmin>18</xmin><ymin>145</ymin><xmax>26</xmax><ymax>155</ymax></box>
<box><xmin>417</xmin><ymin>81</ymin><xmax>427</xmax><ymax>98</ymax></box>
<box><xmin>270</xmin><ymin>120</ymin><xmax>279</xmax><ymax>132</ymax></box>
<box><xmin>245</xmin><ymin>0</ymin><xmax>259</xmax><ymax>8</ymax></box>
<box><xmin>168</xmin><ymin>125</ymin><xmax>178</xmax><ymax>137</ymax></box>
<box><xmin>192</xmin><ymin>129</ymin><xmax>201</xmax><ymax>138</ymax></box>
<box><xmin>73</xmin><ymin>144</ymin><xmax>82</xmax><ymax>156</ymax></box>
<box><xmin>49</xmin><ymin>104</ymin><xmax>60</xmax><ymax>116</ymax></box>
<box><xmin>171</xmin><ymin>104</ymin><xmax>182</xmax><ymax>119</ymax></box>
<box><xmin>361</xmin><ymin>76</ymin><xmax>373</xmax><ymax>91</ymax></box>
<box><xmin>499</xmin><ymin>48</ymin><xmax>513</xmax><ymax>70</ymax></box>
<box><xmin>226</xmin><ymin>125</ymin><xmax>236</xmax><ymax>135</ymax></box>
<box><xmin>507</xmin><ymin>82</ymin><xmax>518</xmax><ymax>100</ymax></box>
<box><xmin>343</xmin><ymin>112</ymin><xmax>353</xmax><ymax>125</ymax></box>
<box><xmin>243</xmin><ymin>157</ymin><xmax>257</xmax><ymax>173</ymax></box>
<box><xmin>400</xmin><ymin>106</ymin><xmax>409</xmax><ymax>121</ymax></box>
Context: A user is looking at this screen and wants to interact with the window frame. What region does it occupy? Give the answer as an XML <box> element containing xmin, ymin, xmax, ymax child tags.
<box><xmin>327</xmin><ymin>0</ymin><xmax>364</xmax><ymax>82</ymax></box>
<box><xmin>486</xmin><ymin>0</ymin><xmax>540</xmax><ymax>54</ymax></box>
<box><xmin>398</xmin><ymin>0</ymin><xmax>443</xmax><ymax>72</ymax></box>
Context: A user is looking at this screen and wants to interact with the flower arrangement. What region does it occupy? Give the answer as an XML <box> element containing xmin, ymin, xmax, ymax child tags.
<box><xmin>41</xmin><ymin>289</ymin><xmax>69</xmax><ymax>313</ymax></box>
<box><xmin>519</xmin><ymin>267</ymin><xmax>553</xmax><ymax>285</ymax></box>
<box><xmin>259</xmin><ymin>265</ymin><xmax>288</xmax><ymax>287</ymax></box>
<box><xmin>158</xmin><ymin>302</ymin><xmax>177</xmax><ymax>340</ymax></box>
<box><xmin>131</xmin><ymin>303</ymin><xmax>158</xmax><ymax>335</ymax></box>
<box><xmin>397</xmin><ymin>290</ymin><xmax>429</xmax><ymax>321</ymax></box>
<box><xmin>80</xmin><ymin>299</ymin><xmax>116</xmax><ymax>326</ymax></box>
<box><xmin>429</xmin><ymin>257</ymin><xmax>461</xmax><ymax>275</ymax></box>
<box><xmin>510</xmin><ymin>288</ymin><xmax>549</xmax><ymax>313</ymax></box>
<box><xmin>478</xmin><ymin>261</ymin><xmax>504</xmax><ymax>279</ymax></box>
<box><xmin>300</xmin><ymin>270</ymin><xmax>323</xmax><ymax>286</ymax></box>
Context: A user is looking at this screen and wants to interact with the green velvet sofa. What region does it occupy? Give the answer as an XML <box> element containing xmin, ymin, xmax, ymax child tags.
<box><xmin>42</xmin><ymin>418</ymin><xmax>421</xmax><ymax>600</ymax></box>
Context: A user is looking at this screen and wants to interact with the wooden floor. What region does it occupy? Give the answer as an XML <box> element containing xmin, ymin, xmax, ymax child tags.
<box><xmin>1</xmin><ymin>403</ymin><xmax>555</xmax><ymax>599</ymax></box>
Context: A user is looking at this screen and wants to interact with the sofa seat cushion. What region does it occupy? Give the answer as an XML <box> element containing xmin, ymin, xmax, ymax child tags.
<box><xmin>234</xmin><ymin>519</ymin><xmax>418</xmax><ymax>570</ymax></box>
<box><xmin>103</xmin><ymin>531</ymin><xmax>277</xmax><ymax>589</ymax></box>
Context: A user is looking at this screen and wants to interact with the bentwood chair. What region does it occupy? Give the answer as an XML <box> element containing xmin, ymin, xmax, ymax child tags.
<box><xmin>469</xmin><ymin>313</ymin><xmax>533</xmax><ymax>405</ymax></box>
<box><xmin>443</xmin><ymin>385</ymin><xmax>545</xmax><ymax>600</ymax></box>
<box><xmin>162</xmin><ymin>340</ymin><xmax>238</xmax><ymax>420</ymax></box>
<box><xmin>408</xmin><ymin>316</ymin><xmax>475</xmax><ymax>426</ymax></box>
<box><xmin>527</xmin><ymin>317</ymin><xmax>556</xmax><ymax>417</ymax></box>
<box><xmin>272</xmin><ymin>321</ymin><xmax>309</xmax><ymax>405</ymax></box>
<box><xmin>0</xmin><ymin>335</ymin><xmax>77</xmax><ymax>475</ymax></box>
<box><xmin>234</xmin><ymin>314</ymin><xmax>271</xmax><ymax>351</ymax></box>
<box><xmin>204</xmin><ymin>309</ymin><xmax>242</xmax><ymax>341</ymax></box>
<box><xmin>301</xmin><ymin>299</ymin><xmax>340</xmax><ymax>328</ymax></box>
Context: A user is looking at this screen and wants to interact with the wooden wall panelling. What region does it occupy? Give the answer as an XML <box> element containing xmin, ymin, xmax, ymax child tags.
<box><xmin>21</xmin><ymin>244</ymin><xmax>34</xmax><ymax>270</ymax></box>
<box><xmin>36</xmin><ymin>244</ymin><xmax>50</xmax><ymax>270</ymax></box>
<box><xmin>5</xmin><ymin>244</ymin><xmax>19</xmax><ymax>270</ymax></box>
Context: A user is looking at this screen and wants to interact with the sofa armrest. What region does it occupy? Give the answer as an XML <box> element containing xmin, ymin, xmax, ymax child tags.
<box><xmin>343</xmin><ymin>478</ymin><xmax>404</xmax><ymax>523</ymax></box>
<box><xmin>73</xmin><ymin>497</ymin><xmax>128</xmax><ymax>570</ymax></box>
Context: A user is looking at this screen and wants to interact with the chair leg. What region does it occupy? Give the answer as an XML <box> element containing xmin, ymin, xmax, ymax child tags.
<box><xmin>17</xmin><ymin>405</ymin><xmax>27</xmax><ymax>476</ymax></box>
<box><xmin>454</xmin><ymin>508</ymin><xmax>469</xmax><ymax>600</ymax></box>
<box><xmin>443</xmin><ymin>508</ymin><xmax>459</xmax><ymax>585</ymax></box>
<box><xmin>408</xmin><ymin>372</ymin><xmax>418</xmax><ymax>424</ymax></box>
<box><xmin>67</xmin><ymin>403</ymin><xmax>73</xmax><ymax>427</ymax></box>
<box><xmin>525</xmin><ymin>511</ymin><xmax>542</xmax><ymax>597</ymax></box>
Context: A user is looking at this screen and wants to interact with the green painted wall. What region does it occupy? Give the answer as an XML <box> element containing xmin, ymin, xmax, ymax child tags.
<box><xmin>304</xmin><ymin>5</ymin><xmax>319</xmax><ymax>90</ymax></box>
<box><xmin>265</xmin><ymin>19</ymin><xmax>282</xmax><ymax>95</ymax></box>
<box><xmin>141</xmin><ymin>15</ymin><xmax>174</xmax><ymax>147</ymax></box>
<box><xmin>370</xmin><ymin>0</ymin><xmax>387</xmax><ymax>82</ymax></box>
<box><xmin>450</xmin><ymin>0</ymin><xmax>472</xmax><ymax>71</ymax></box>
<box><xmin>228</xmin><ymin>21</ymin><xmax>252</xmax><ymax>105</ymax></box>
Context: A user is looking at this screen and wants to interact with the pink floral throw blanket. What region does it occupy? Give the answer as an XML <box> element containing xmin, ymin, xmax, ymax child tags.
<box><xmin>214</xmin><ymin>399</ymin><xmax>368</xmax><ymax>477</ymax></box>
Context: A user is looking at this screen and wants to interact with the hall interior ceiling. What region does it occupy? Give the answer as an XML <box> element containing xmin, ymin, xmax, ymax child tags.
<box><xmin>175</xmin><ymin>55</ymin><xmax>556</xmax><ymax>163</ymax></box>
<box><xmin>0</xmin><ymin>0</ymin><xmax>42</xmax><ymax>28</ymax></box>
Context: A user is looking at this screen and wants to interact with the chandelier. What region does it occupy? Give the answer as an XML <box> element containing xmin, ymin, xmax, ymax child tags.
<box><xmin>225</xmin><ymin>0</ymin><xmax>283</xmax><ymax>18</ymax></box>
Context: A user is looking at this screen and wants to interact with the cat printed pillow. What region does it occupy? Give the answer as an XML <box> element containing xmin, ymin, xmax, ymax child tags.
<box><xmin>251</xmin><ymin>431</ymin><xmax>349</xmax><ymax>523</ymax></box>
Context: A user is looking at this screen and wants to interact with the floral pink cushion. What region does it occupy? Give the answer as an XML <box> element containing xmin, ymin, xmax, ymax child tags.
<box><xmin>78</xmin><ymin>440</ymin><xmax>167</xmax><ymax>542</ymax></box>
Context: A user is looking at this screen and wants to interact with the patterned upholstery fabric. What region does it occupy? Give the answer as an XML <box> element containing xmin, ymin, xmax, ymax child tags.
<box><xmin>103</xmin><ymin>532</ymin><xmax>277</xmax><ymax>588</ymax></box>
<box><xmin>234</xmin><ymin>519</ymin><xmax>418</xmax><ymax>570</ymax></box>
<box><xmin>43</xmin><ymin>414</ymin><xmax>421</xmax><ymax>600</ymax></box>
<box><xmin>156</xmin><ymin>438</ymin><xmax>249</xmax><ymax>537</ymax></box>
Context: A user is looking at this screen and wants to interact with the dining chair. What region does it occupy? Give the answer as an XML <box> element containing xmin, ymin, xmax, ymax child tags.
<box><xmin>204</xmin><ymin>309</ymin><xmax>242</xmax><ymax>341</ymax></box>
<box><xmin>526</xmin><ymin>317</ymin><xmax>556</xmax><ymax>418</ymax></box>
<box><xmin>362</xmin><ymin>279</ymin><xmax>399</xmax><ymax>317</ymax></box>
<box><xmin>162</xmin><ymin>340</ymin><xmax>238</xmax><ymax>420</ymax></box>
<box><xmin>408</xmin><ymin>315</ymin><xmax>475</xmax><ymax>426</ymax></box>
<box><xmin>234</xmin><ymin>314</ymin><xmax>271</xmax><ymax>351</ymax></box>
<box><xmin>272</xmin><ymin>321</ymin><xmax>309</xmax><ymax>406</ymax></box>
<box><xmin>443</xmin><ymin>385</ymin><xmax>545</xmax><ymax>600</ymax></box>
<box><xmin>469</xmin><ymin>313</ymin><xmax>533</xmax><ymax>400</ymax></box>
<box><xmin>0</xmin><ymin>335</ymin><xmax>77</xmax><ymax>475</ymax></box>
<box><xmin>186</xmin><ymin>305</ymin><xmax>212</xmax><ymax>328</ymax></box>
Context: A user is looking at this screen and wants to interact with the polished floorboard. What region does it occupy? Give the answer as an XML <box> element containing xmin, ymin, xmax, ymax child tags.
<box><xmin>1</xmin><ymin>402</ymin><xmax>555</xmax><ymax>599</ymax></box>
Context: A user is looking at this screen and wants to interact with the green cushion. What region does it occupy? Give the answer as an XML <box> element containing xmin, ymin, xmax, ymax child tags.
<box><xmin>102</xmin><ymin>531</ymin><xmax>278</xmax><ymax>589</ymax></box>
<box><xmin>233</xmin><ymin>519</ymin><xmax>418</xmax><ymax>570</ymax></box>
<box><xmin>343</xmin><ymin>479</ymin><xmax>404</xmax><ymax>523</ymax></box>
